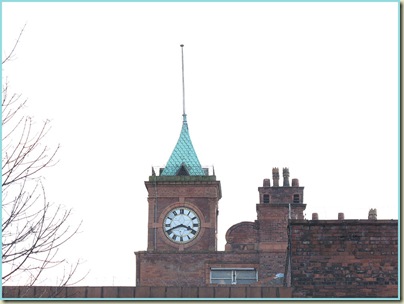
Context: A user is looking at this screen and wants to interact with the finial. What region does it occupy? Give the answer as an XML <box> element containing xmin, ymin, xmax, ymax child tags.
<box><xmin>180</xmin><ymin>44</ymin><xmax>186</xmax><ymax>121</ymax></box>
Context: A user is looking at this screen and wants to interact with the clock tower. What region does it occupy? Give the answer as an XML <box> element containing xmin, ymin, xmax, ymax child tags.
<box><xmin>144</xmin><ymin>113</ymin><xmax>221</xmax><ymax>252</ymax></box>
<box><xmin>136</xmin><ymin>45</ymin><xmax>224</xmax><ymax>286</ymax></box>
<box><xmin>143</xmin><ymin>45</ymin><xmax>221</xmax><ymax>252</ymax></box>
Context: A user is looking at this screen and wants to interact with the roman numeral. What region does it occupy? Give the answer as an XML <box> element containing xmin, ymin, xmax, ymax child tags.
<box><xmin>173</xmin><ymin>211</ymin><xmax>178</xmax><ymax>216</ymax></box>
<box><xmin>165</xmin><ymin>224</ymin><xmax>171</xmax><ymax>228</ymax></box>
<box><xmin>193</xmin><ymin>223</ymin><xmax>199</xmax><ymax>227</ymax></box>
<box><xmin>180</xmin><ymin>237</ymin><xmax>183</xmax><ymax>242</ymax></box>
<box><xmin>172</xmin><ymin>235</ymin><xmax>177</xmax><ymax>240</ymax></box>
<box><xmin>191</xmin><ymin>216</ymin><xmax>196</xmax><ymax>220</ymax></box>
<box><xmin>180</xmin><ymin>209</ymin><xmax>184</xmax><ymax>214</ymax></box>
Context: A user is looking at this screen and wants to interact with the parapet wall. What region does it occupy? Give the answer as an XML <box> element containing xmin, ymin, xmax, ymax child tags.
<box><xmin>2</xmin><ymin>286</ymin><xmax>292</xmax><ymax>299</ymax></box>
<box><xmin>289</xmin><ymin>220</ymin><xmax>398</xmax><ymax>298</ymax></box>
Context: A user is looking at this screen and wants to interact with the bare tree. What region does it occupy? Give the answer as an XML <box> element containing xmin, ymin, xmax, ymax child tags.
<box><xmin>2</xmin><ymin>26</ymin><xmax>84</xmax><ymax>287</ymax></box>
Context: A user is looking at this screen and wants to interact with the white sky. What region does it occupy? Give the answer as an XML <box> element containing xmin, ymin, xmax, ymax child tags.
<box><xmin>2</xmin><ymin>2</ymin><xmax>399</xmax><ymax>286</ymax></box>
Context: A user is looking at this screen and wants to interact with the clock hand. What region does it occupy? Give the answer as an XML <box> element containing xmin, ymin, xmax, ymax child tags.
<box><xmin>186</xmin><ymin>225</ymin><xmax>198</xmax><ymax>234</ymax></box>
<box><xmin>165</xmin><ymin>223</ymin><xmax>187</xmax><ymax>234</ymax></box>
<box><xmin>165</xmin><ymin>226</ymin><xmax>179</xmax><ymax>234</ymax></box>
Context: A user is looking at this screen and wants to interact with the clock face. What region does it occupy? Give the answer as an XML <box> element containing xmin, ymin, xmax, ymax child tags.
<box><xmin>163</xmin><ymin>207</ymin><xmax>200</xmax><ymax>243</ymax></box>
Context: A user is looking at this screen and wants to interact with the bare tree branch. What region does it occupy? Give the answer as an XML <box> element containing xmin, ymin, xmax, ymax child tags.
<box><xmin>2</xmin><ymin>25</ymin><xmax>85</xmax><ymax>287</ymax></box>
<box><xmin>2</xmin><ymin>23</ymin><xmax>26</xmax><ymax>64</ymax></box>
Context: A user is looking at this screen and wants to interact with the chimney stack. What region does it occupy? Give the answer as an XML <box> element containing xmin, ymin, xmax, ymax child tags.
<box><xmin>283</xmin><ymin>167</ymin><xmax>290</xmax><ymax>187</ymax></box>
<box><xmin>272</xmin><ymin>168</ymin><xmax>279</xmax><ymax>187</ymax></box>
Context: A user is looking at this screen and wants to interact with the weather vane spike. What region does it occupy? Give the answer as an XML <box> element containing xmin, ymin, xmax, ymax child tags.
<box><xmin>180</xmin><ymin>44</ymin><xmax>186</xmax><ymax>121</ymax></box>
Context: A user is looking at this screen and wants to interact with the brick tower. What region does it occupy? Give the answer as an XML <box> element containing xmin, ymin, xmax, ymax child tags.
<box><xmin>135</xmin><ymin>45</ymin><xmax>222</xmax><ymax>286</ymax></box>
<box><xmin>256</xmin><ymin>167</ymin><xmax>306</xmax><ymax>285</ymax></box>
<box><xmin>144</xmin><ymin>114</ymin><xmax>222</xmax><ymax>252</ymax></box>
<box><xmin>135</xmin><ymin>112</ymin><xmax>222</xmax><ymax>285</ymax></box>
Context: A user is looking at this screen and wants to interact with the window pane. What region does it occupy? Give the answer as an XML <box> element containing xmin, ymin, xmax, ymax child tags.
<box><xmin>211</xmin><ymin>269</ymin><xmax>257</xmax><ymax>285</ymax></box>
<box><xmin>211</xmin><ymin>270</ymin><xmax>232</xmax><ymax>279</ymax></box>
<box><xmin>211</xmin><ymin>279</ymin><xmax>232</xmax><ymax>284</ymax></box>
<box><xmin>236</xmin><ymin>270</ymin><xmax>256</xmax><ymax>279</ymax></box>
<box><xmin>237</xmin><ymin>279</ymin><xmax>256</xmax><ymax>284</ymax></box>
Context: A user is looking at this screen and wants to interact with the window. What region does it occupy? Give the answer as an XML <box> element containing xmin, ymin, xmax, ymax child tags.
<box><xmin>176</xmin><ymin>164</ymin><xmax>190</xmax><ymax>176</ymax></box>
<box><xmin>293</xmin><ymin>194</ymin><xmax>300</xmax><ymax>203</ymax></box>
<box><xmin>210</xmin><ymin>268</ymin><xmax>258</xmax><ymax>285</ymax></box>
<box><xmin>263</xmin><ymin>194</ymin><xmax>270</xmax><ymax>204</ymax></box>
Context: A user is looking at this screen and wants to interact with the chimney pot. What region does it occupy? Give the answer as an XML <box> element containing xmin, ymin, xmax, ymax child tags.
<box><xmin>272</xmin><ymin>168</ymin><xmax>279</xmax><ymax>187</ymax></box>
<box><xmin>368</xmin><ymin>208</ymin><xmax>377</xmax><ymax>220</ymax></box>
<box><xmin>292</xmin><ymin>178</ymin><xmax>299</xmax><ymax>187</ymax></box>
<box><xmin>283</xmin><ymin>167</ymin><xmax>290</xmax><ymax>187</ymax></box>
<box><xmin>263</xmin><ymin>179</ymin><xmax>270</xmax><ymax>187</ymax></box>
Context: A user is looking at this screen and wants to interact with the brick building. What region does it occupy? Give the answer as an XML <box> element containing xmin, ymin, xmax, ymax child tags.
<box><xmin>3</xmin><ymin>112</ymin><xmax>398</xmax><ymax>299</ymax></box>
<box><xmin>3</xmin><ymin>47</ymin><xmax>398</xmax><ymax>299</ymax></box>
<box><xmin>132</xmin><ymin>111</ymin><xmax>398</xmax><ymax>298</ymax></box>
<box><xmin>135</xmin><ymin>110</ymin><xmax>302</xmax><ymax>287</ymax></box>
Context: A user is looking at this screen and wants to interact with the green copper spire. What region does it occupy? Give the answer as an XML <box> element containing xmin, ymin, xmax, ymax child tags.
<box><xmin>161</xmin><ymin>115</ymin><xmax>205</xmax><ymax>176</ymax></box>
<box><xmin>161</xmin><ymin>45</ymin><xmax>205</xmax><ymax>176</ymax></box>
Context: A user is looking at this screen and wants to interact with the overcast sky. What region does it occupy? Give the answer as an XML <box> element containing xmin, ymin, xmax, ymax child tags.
<box><xmin>2</xmin><ymin>2</ymin><xmax>399</xmax><ymax>286</ymax></box>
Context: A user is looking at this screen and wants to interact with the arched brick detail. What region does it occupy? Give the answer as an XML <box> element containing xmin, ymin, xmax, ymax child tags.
<box><xmin>225</xmin><ymin>221</ymin><xmax>259</xmax><ymax>251</ymax></box>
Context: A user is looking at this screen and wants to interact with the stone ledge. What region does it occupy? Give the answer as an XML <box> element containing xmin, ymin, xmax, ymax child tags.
<box><xmin>289</xmin><ymin>220</ymin><xmax>398</xmax><ymax>226</ymax></box>
<box><xmin>148</xmin><ymin>175</ymin><xmax>217</xmax><ymax>182</ymax></box>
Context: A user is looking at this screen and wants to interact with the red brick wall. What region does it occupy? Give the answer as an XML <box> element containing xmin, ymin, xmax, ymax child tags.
<box><xmin>257</xmin><ymin>204</ymin><xmax>289</xmax><ymax>243</ymax></box>
<box><xmin>135</xmin><ymin>251</ymin><xmax>260</xmax><ymax>287</ymax></box>
<box><xmin>289</xmin><ymin>220</ymin><xmax>398</xmax><ymax>298</ymax></box>
<box><xmin>258</xmin><ymin>186</ymin><xmax>304</xmax><ymax>205</ymax></box>
<box><xmin>136</xmin><ymin>247</ymin><xmax>292</xmax><ymax>288</ymax></box>
<box><xmin>145</xmin><ymin>178</ymin><xmax>221</xmax><ymax>252</ymax></box>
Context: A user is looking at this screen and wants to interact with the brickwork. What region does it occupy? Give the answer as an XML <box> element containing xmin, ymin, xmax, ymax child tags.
<box><xmin>225</xmin><ymin>221</ymin><xmax>258</xmax><ymax>251</ymax></box>
<box><xmin>137</xmin><ymin>232</ymin><xmax>292</xmax><ymax>288</ymax></box>
<box><xmin>251</xmin><ymin>173</ymin><xmax>307</xmax><ymax>287</ymax></box>
<box><xmin>137</xmin><ymin>170</ymin><xmax>311</xmax><ymax>288</ymax></box>
<box><xmin>135</xmin><ymin>168</ymin><xmax>398</xmax><ymax>297</ymax></box>
<box><xmin>2</xmin><ymin>286</ymin><xmax>293</xmax><ymax>298</ymax></box>
<box><xmin>289</xmin><ymin>220</ymin><xmax>398</xmax><ymax>298</ymax></box>
<box><xmin>257</xmin><ymin>204</ymin><xmax>289</xmax><ymax>243</ymax></box>
<box><xmin>144</xmin><ymin>177</ymin><xmax>221</xmax><ymax>252</ymax></box>
<box><xmin>258</xmin><ymin>251</ymin><xmax>288</xmax><ymax>286</ymax></box>
<box><xmin>135</xmin><ymin>251</ymin><xmax>260</xmax><ymax>287</ymax></box>
<box><xmin>258</xmin><ymin>186</ymin><xmax>304</xmax><ymax>205</ymax></box>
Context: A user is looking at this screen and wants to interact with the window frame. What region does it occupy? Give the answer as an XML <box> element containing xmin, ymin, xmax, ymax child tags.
<box><xmin>210</xmin><ymin>268</ymin><xmax>258</xmax><ymax>285</ymax></box>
